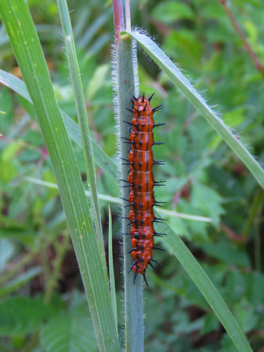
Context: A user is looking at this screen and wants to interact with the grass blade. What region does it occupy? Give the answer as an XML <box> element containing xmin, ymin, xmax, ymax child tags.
<box><xmin>123</xmin><ymin>29</ymin><xmax>264</xmax><ymax>190</ymax></box>
<box><xmin>108</xmin><ymin>206</ymin><xmax>118</xmax><ymax>331</ymax></box>
<box><xmin>25</xmin><ymin>177</ymin><xmax>213</xmax><ymax>223</ymax></box>
<box><xmin>0</xmin><ymin>1</ymin><xmax>120</xmax><ymax>350</ymax></box>
<box><xmin>56</xmin><ymin>0</ymin><xmax>104</xmax><ymax>257</ymax></box>
<box><xmin>155</xmin><ymin>217</ymin><xmax>253</xmax><ymax>352</ymax></box>
<box><xmin>0</xmin><ymin>69</ymin><xmax>117</xmax><ymax>183</ymax></box>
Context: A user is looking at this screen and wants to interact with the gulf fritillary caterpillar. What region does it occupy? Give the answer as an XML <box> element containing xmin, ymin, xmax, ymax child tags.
<box><xmin>121</xmin><ymin>93</ymin><xmax>166</xmax><ymax>286</ymax></box>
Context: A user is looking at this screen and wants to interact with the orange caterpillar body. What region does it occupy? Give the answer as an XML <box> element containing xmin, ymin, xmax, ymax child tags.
<box><xmin>121</xmin><ymin>94</ymin><xmax>165</xmax><ymax>285</ymax></box>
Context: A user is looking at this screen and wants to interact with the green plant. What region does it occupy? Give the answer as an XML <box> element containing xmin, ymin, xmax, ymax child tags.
<box><xmin>0</xmin><ymin>0</ymin><xmax>263</xmax><ymax>351</ymax></box>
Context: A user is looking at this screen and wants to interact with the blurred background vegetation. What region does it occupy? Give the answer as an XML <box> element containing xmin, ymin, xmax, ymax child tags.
<box><xmin>1</xmin><ymin>0</ymin><xmax>264</xmax><ymax>351</ymax></box>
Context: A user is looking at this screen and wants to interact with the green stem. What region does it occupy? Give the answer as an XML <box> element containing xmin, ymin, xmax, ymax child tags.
<box><xmin>44</xmin><ymin>231</ymin><xmax>71</xmax><ymax>304</ymax></box>
<box><xmin>254</xmin><ymin>225</ymin><xmax>261</xmax><ymax>271</ymax></box>
<box><xmin>56</xmin><ymin>0</ymin><xmax>104</xmax><ymax>259</ymax></box>
<box><xmin>108</xmin><ymin>206</ymin><xmax>118</xmax><ymax>331</ymax></box>
<box><xmin>115</xmin><ymin>35</ymin><xmax>144</xmax><ymax>351</ymax></box>
<box><xmin>241</xmin><ymin>191</ymin><xmax>263</xmax><ymax>243</ymax></box>
<box><xmin>21</xmin><ymin>331</ymin><xmax>39</xmax><ymax>352</ymax></box>
<box><xmin>0</xmin><ymin>249</ymin><xmax>37</xmax><ymax>286</ymax></box>
<box><xmin>39</xmin><ymin>235</ymin><xmax>51</xmax><ymax>285</ymax></box>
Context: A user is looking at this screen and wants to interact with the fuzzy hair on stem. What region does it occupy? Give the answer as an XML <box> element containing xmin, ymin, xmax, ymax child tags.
<box><xmin>112</xmin><ymin>14</ymin><xmax>145</xmax><ymax>351</ymax></box>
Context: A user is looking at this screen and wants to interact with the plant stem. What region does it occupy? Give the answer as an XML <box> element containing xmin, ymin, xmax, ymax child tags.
<box><xmin>57</xmin><ymin>0</ymin><xmax>104</xmax><ymax>258</ymax></box>
<box><xmin>108</xmin><ymin>206</ymin><xmax>118</xmax><ymax>331</ymax></box>
<box><xmin>44</xmin><ymin>231</ymin><xmax>71</xmax><ymax>304</ymax></box>
<box><xmin>0</xmin><ymin>249</ymin><xmax>37</xmax><ymax>285</ymax></box>
<box><xmin>219</xmin><ymin>0</ymin><xmax>264</xmax><ymax>74</ymax></box>
<box><xmin>21</xmin><ymin>331</ymin><xmax>39</xmax><ymax>352</ymax></box>
<box><xmin>254</xmin><ymin>224</ymin><xmax>261</xmax><ymax>271</ymax></box>
<box><xmin>125</xmin><ymin>0</ymin><xmax>131</xmax><ymax>31</ymax></box>
<box><xmin>241</xmin><ymin>190</ymin><xmax>263</xmax><ymax>243</ymax></box>
<box><xmin>113</xmin><ymin>0</ymin><xmax>124</xmax><ymax>47</ymax></box>
<box><xmin>39</xmin><ymin>235</ymin><xmax>51</xmax><ymax>284</ymax></box>
<box><xmin>113</xmin><ymin>1</ymin><xmax>144</xmax><ymax>350</ymax></box>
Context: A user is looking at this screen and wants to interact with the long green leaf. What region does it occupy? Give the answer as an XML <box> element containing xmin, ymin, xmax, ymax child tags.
<box><xmin>0</xmin><ymin>1</ymin><xmax>119</xmax><ymax>351</ymax></box>
<box><xmin>56</xmin><ymin>0</ymin><xmax>103</xmax><ymax>255</ymax></box>
<box><xmin>40</xmin><ymin>306</ymin><xmax>97</xmax><ymax>352</ymax></box>
<box><xmin>0</xmin><ymin>69</ymin><xmax>118</xmax><ymax>183</ymax></box>
<box><xmin>155</xmin><ymin>218</ymin><xmax>252</xmax><ymax>352</ymax></box>
<box><xmin>108</xmin><ymin>206</ymin><xmax>118</xmax><ymax>332</ymax></box>
<box><xmin>122</xmin><ymin>29</ymin><xmax>253</xmax><ymax>352</ymax></box>
<box><xmin>123</xmin><ymin>29</ymin><xmax>264</xmax><ymax>190</ymax></box>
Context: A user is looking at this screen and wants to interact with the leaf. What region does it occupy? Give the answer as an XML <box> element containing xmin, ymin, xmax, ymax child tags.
<box><xmin>86</xmin><ymin>64</ymin><xmax>110</xmax><ymax>100</ymax></box>
<box><xmin>0</xmin><ymin>142</ymin><xmax>20</xmax><ymax>183</ymax></box>
<box><xmin>191</xmin><ymin>181</ymin><xmax>225</xmax><ymax>225</ymax></box>
<box><xmin>151</xmin><ymin>2</ymin><xmax>194</xmax><ymax>24</ymax></box>
<box><xmin>233</xmin><ymin>299</ymin><xmax>259</xmax><ymax>333</ymax></box>
<box><xmin>0</xmin><ymin>296</ymin><xmax>57</xmax><ymax>336</ymax></box>
<box><xmin>0</xmin><ymin>239</ymin><xmax>15</xmax><ymax>272</ymax></box>
<box><xmin>40</xmin><ymin>305</ymin><xmax>97</xmax><ymax>352</ymax></box>
<box><xmin>56</xmin><ymin>0</ymin><xmax>103</xmax><ymax>255</ymax></box>
<box><xmin>201</xmin><ymin>241</ymin><xmax>250</xmax><ymax>267</ymax></box>
<box><xmin>225</xmin><ymin>271</ymin><xmax>246</xmax><ymax>304</ymax></box>
<box><xmin>152</xmin><ymin>217</ymin><xmax>253</xmax><ymax>352</ymax></box>
<box><xmin>0</xmin><ymin>267</ymin><xmax>42</xmax><ymax>298</ymax></box>
<box><xmin>201</xmin><ymin>313</ymin><xmax>219</xmax><ymax>335</ymax></box>
<box><xmin>246</xmin><ymin>271</ymin><xmax>264</xmax><ymax>306</ymax></box>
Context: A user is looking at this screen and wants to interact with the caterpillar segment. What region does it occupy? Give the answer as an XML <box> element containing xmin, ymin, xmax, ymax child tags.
<box><xmin>122</xmin><ymin>94</ymin><xmax>165</xmax><ymax>286</ymax></box>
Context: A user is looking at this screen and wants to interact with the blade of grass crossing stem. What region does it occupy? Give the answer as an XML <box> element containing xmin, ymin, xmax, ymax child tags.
<box><xmin>122</xmin><ymin>30</ymin><xmax>264</xmax><ymax>190</ymax></box>
<box><xmin>56</xmin><ymin>0</ymin><xmax>103</xmax><ymax>256</ymax></box>
<box><xmin>25</xmin><ymin>176</ymin><xmax>213</xmax><ymax>223</ymax></box>
<box><xmin>0</xmin><ymin>1</ymin><xmax>120</xmax><ymax>351</ymax></box>
<box><xmin>108</xmin><ymin>206</ymin><xmax>118</xmax><ymax>331</ymax></box>
<box><xmin>114</xmin><ymin>36</ymin><xmax>144</xmax><ymax>351</ymax></box>
<box><xmin>0</xmin><ymin>69</ymin><xmax>118</xmax><ymax>183</ymax></box>
<box><xmin>154</xmin><ymin>217</ymin><xmax>253</xmax><ymax>352</ymax></box>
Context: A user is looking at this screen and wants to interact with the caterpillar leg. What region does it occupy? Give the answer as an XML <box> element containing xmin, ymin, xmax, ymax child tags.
<box><xmin>132</xmin><ymin>273</ymin><xmax>149</xmax><ymax>286</ymax></box>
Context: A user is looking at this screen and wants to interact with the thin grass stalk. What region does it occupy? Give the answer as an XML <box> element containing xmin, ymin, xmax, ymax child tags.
<box><xmin>113</xmin><ymin>1</ymin><xmax>144</xmax><ymax>350</ymax></box>
<box><xmin>156</xmin><ymin>219</ymin><xmax>253</xmax><ymax>352</ymax></box>
<box><xmin>108</xmin><ymin>206</ymin><xmax>118</xmax><ymax>331</ymax></box>
<box><xmin>56</xmin><ymin>0</ymin><xmax>104</xmax><ymax>257</ymax></box>
<box><xmin>115</xmin><ymin>35</ymin><xmax>144</xmax><ymax>352</ymax></box>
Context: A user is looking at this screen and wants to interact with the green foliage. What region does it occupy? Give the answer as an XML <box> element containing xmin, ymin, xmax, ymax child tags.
<box><xmin>40</xmin><ymin>304</ymin><xmax>97</xmax><ymax>352</ymax></box>
<box><xmin>151</xmin><ymin>2</ymin><xmax>195</xmax><ymax>24</ymax></box>
<box><xmin>0</xmin><ymin>0</ymin><xmax>264</xmax><ymax>351</ymax></box>
<box><xmin>0</xmin><ymin>296</ymin><xmax>61</xmax><ymax>336</ymax></box>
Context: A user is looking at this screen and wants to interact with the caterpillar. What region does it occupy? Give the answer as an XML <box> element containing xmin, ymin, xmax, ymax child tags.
<box><xmin>121</xmin><ymin>93</ymin><xmax>166</xmax><ymax>286</ymax></box>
